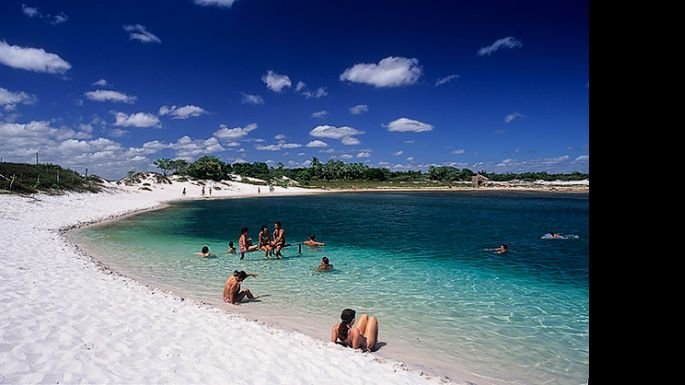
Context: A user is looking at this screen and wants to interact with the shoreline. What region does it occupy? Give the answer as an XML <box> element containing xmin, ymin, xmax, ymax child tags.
<box><xmin>0</xmin><ymin>184</ymin><xmax>459</xmax><ymax>385</ymax></box>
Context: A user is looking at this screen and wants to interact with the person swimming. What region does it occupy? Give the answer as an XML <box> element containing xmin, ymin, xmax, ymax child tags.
<box><xmin>223</xmin><ymin>270</ymin><xmax>258</xmax><ymax>304</ymax></box>
<box><xmin>495</xmin><ymin>244</ymin><xmax>508</xmax><ymax>254</ymax></box>
<box><xmin>330</xmin><ymin>308</ymin><xmax>379</xmax><ymax>352</ymax></box>
<box><xmin>194</xmin><ymin>245</ymin><xmax>214</xmax><ymax>257</ymax></box>
<box><xmin>227</xmin><ymin>241</ymin><xmax>236</xmax><ymax>254</ymax></box>
<box><xmin>541</xmin><ymin>232</ymin><xmax>578</xmax><ymax>240</ymax></box>
<box><xmin>304</xmin><ymin>234</ymin><xmax>326</xmax><ymax>247</ymax></box>
<box><xmin>315</xmin><ymin>256</ymin><xmax>334</xmax><ymax>271</ymax></box>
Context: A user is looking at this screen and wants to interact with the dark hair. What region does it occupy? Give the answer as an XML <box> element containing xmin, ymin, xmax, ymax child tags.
<box><xmin>229</xmin><ymin>241</ymin><xmax>234</xmax><ymax>247</ymax></box>
<box><xmin>501</xmin><ymin>244</ymin><xmax>508</xmax><ymax>250</ymax></box>
<box><xmin>236</xmin><ymin>271</ymin><xmax>248</xmax><ymax>280</ymax></box>
<box><xmin>309</xmin><ymin>234</ymin><xmax>316</xmax><ymax>240</ymax></box>
<box><xmin>322</xmin><ymin>257</ymin><xmax>329</xmax><ymax>264</ymax></box>
<box><xmin>241</xmin><ymin>227</ymin><xmax>248</xmax><ymax>234</ymax></box>
<box><xmin>275</xmin><ymin>221</ymin><xmax>282</xmax><ymax>227</ymax></box>
<box><xmin>337</xmin><ymin>309</ymin><xmax>356</xmax><ymax>341</ymax></box>
<box><xmin>201</xmin><ymin>245</ymin><xmax>209</xmax><ymax>254</ymax></box>
<box><xmin>261</xmin><ymin>224</ymin><xmax>268</xmax><ymax>231</ymax></box>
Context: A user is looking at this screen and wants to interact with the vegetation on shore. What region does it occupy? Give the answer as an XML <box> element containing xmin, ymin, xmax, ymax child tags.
<box><xmin>157</xmin><ymin>156</ymin><xmax>589</xmax><ymax>187</ymax></box>
<box><xmin>0</xmin><ymin>162</ymin><xmax>104</xmax><ymax>194</ymax></box>
<box><xmin>1</xmin><ymin>156</ymin><xmax>588</xmax><ymax>194</ymax></box>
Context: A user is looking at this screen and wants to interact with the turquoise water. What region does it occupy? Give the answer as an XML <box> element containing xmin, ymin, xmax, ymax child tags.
<box><xmin>73</xmin><ymin>192</ymin><xmax>589</xmax><ymax>385</ymax></box>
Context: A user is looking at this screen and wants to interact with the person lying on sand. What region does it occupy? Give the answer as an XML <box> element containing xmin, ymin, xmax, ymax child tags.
<box><xmin>194</xmin><ymin>245</ymin><xmax>214</xmax><ymax>257</ymax></box>
<box><xmin>303</xmin><ymin>234</ymin><xmax>326</xmax><ymax>247</ymax></box>
<box><xmin>330</xmin><ymin>308</ymin><xmax>379</xmax><ymax>352</ymax></box>
<box><xmin>223</xmin><ymin>270</ymin><xmax>258</xmax><ymax>304</ymax></box>
<box><xmin>314</xmin><ymin>256</ymin><xmax>334</xmax><ymax>271</ymax></box>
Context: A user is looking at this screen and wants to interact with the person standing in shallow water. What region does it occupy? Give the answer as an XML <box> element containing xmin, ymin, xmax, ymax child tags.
<box><xmin>330</xmin><ymin>308</ymin><xmax>379</xmax><ymax>352</ymax></box>
<box><xmin>271</xmin><ymin>222</ymin><xmax>285</xmax><ymax>258</ymax></box>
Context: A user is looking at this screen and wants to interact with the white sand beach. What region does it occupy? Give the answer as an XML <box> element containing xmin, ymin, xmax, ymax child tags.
<box><xmin>0</xmin><ymin>179</ymin><xmax>454</xmax><ymax>385</ymax></box>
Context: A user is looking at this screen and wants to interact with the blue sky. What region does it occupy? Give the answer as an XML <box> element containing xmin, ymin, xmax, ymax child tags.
<box><xmin>1</xmin><ymin>0</ymin><xmax>588</xmax><ymax>179</ymax></box>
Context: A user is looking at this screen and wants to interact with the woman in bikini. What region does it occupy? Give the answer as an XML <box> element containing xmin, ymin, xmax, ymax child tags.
<box><xmin>330</xmin><ymin>308</ymin><xmax>379</xmax><ymax>352</ymax></box>
<box><xmin>258</xmin><ymin>224</ymin><xmax>272</xmax><ymax>258</ymax></box>
<box><xmin>239</xmin><ymin>227</ymin><xmax>259</xmax><ymax>260</ymax></box>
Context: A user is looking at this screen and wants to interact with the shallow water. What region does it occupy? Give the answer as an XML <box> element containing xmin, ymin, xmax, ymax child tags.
<box><xmin>72</xmin><ymin>192</ymin><xmax>589</xmax><ymax>384</ymax></box>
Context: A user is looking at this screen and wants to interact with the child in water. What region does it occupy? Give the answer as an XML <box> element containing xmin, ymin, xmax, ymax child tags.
<box><xmin>315</xmin><ymin>256</ymin><xmax>334</xmax><ymax>271</ymax></box>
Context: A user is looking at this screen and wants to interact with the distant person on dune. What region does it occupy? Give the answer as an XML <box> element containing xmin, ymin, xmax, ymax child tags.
<box><xmin>182</xmin><ymin>187</ymin><xmax>186</xmax><ymax>197</ymax></box>
<box><xmin>304</xmin><ymin>234</ymin><xmax>326</xmax><ymax>247</ymax></box>
<box><xmin>223</xmin><ymin>270</ymin><xmax>257</xmax><ymax>304</ymax></box>
<box><xmin>330</xmin><ymin>308</ymin><xmax>379</xmax><ymax>352</ymax></box>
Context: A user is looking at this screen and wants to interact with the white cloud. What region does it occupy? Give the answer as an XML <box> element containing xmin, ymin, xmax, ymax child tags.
<box><xmin>575</xmin><ymin>155</ymin><xmax>589</xmax><ymax>162</ymax></box>
<box><xmin>406</xmin><ymin>156</ymin><xmax>415</xmax><ymax>161</ymax></box>
<box><xmin>262</xmin><ymin>70</ymin><xmax>292</xmax><ymax>92</ymax></box>
<box><xmin>302</xmin><ymin>87</ymin><xmax>328</xmax><ymax>99</ymax></box>
<box><xmin>158</xmin><ymin>104</ymin><xmax>207</xmax><ymax>119</ymax></box>
<box><xmin>21</xmin><ymin>4</ymin><xmax>39</xmax><ymax>17</ymax></box>
<box><xmin>385</xmin><ymin>117</ymin><xmax>433</xmax><ymax>133</ymax></box>
<box><xmin>123</xmin><ymin>24</ymin><xmax>161</xmax><ymax>44</ymax></box>
<box><xmin>340</xmin><ymin>56</ymin><xmax>422</xmax><ymax>87</ymax></box>
<box><xmin>85</xmin><ymin>89</ymin><xmax>136</xmax><ymax>104</ymax></box>
<box><xmin>452</xmin><ymin>149</ymin><xmax>465</xmax><ymax>154</ymax></box>
<box><xmin>306</xmin><ymin>140</ymin><xmax>328</xmax><ymax>148</ymax></box>
<box><xmin>0</xmin><ymin>40</ymin><xmax>71</xmax><ymax>74</ymax></box>
<box><xmin>225</xmin><ymin>141</ymin><xmax>241</xmax><ymax>147</ymax></box>
<box><xmin>92</xmin><ymin>79</ymin><xmax>108</xmax><ymax>87</ymax></box>
<box><xmin>0</xmin><ymin>87</ymin><xmax>37</xmax><ymax>111</ymax></box>
<box><xmin>109</xmin><ymin>128</ymin><xmax>129</xmax><ymax>138</ymax></box>
<box><xmin>21</xmin><ymin>4</ymin><xmax>68</xmax><ymax>25</ymax></box>
<box><xmin>213</xmin><ymin>123</ymin><xmax>257</xmax><ymax>140</ymax></box>
<box><xmin>274</xmin><ymin>134</ymin><xmax>286</xmax><ymax>140</ymax></box>
<box><xmin>241</xmin><ymin>92</ymin><xmax>264</xmax><ymax>105</ymax></box>
<box><xmin>255</xmin><ymin>142</ymin><xmax>302</xmax><ymax>151</ymax></box>
<box><xmin>319</xmin><ymin>148</ymin><xmax>335</xmax><ymax>153</ymax></box>
<box><xmin>404</xmin><ymin>140</ymin><xmax>415</xmax><ymax>144</ymax></box>
<box><xmin>349</xmin><ymin>104</ymin><xmax>369</xmax><ymax>115</ymax></box>
<box><xmin>310</xmin><ymin>124</ymin><xmax>364</xmax><ymax>145</ymax></box>
<box><xmin>295</xmin><ymin>81</ymin><xmax>306</xmax><ymax>92</ymax></box>
<box><xmin>392</xmin><ymin>150</ymin><xmax>403</xmax><ymax>156</ymax></box>
<box><xmin>193</xmin><ymin>0</ymin><xmax>238</xmax><ymax>7</ymax></box>
<box><xmin>170</xmin><ymin>135</ymin><xmax>224</xmax><ymax>159</ymax></box>
<box><xmin>113</xmin><ymin>112</ymin><xmax>161</xmax><ymax>128</ymax></box>
<box><xmin>478</xmin><ymin>36</ymin><xmax>522</xmax><ymax>56</ymax></box>
<box><xmin>496</xmin><ymin>158</ymin><xmax>514</xmax><ymax>167</ymax></box>
<box><xmin>435</xmin><ymin>74</ymin><xmax>460</xmax><ymax>87</ymax></box>
<box><xmin>0</xmin><ymin>120</ymin><xmax>155</xmax><ymax>179</ymax></box>
<box><xmin>357</xmin><ymin>152</ymin><xmax>371</xmax><ymax>158</ymax></box>
<box><xmin>504</xmin><ymin>112</ymin><xmax>525</xmax><ymax>124</ymax></box>
<box><xmin>543</xmin><ymin>155</ymin><xmax>570</xmax><ymax>164</ymax></box>
<box><xmin>340</xmin><ymin>154</ymin><xmax>353</xmax><ymax>159</ymax></box>
<box><xmin>297</xmin><ymin>152</ymin><xmax>306</xmax><ymax>156</ymax></box>
<box><xmin>341</xmin><ymin>136</ymin><xmax>360</xmax><ymax>145</ymax></box>
<box><xmin>311</xmin><ymin>110</ymin><xmax>328</xmax><ymax>118</ymax></box>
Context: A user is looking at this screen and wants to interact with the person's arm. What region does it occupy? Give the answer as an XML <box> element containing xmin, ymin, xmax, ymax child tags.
<box><xmin>349</xmin><ymin>329</ymin><xmax>361</xmax><ymax>349</ymax></box>
<box><xmin>330</xmin><ymin>324</ymin><xmax>339</xmax><ymax>343</ymax></box>
<box><xmin>246</xmin><ymin>273</ymin><xmax>258</xmax><ymax>278</ymax></box>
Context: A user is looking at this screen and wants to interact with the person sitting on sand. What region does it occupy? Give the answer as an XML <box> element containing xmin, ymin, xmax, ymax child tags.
<box><xmin>271</xmin><ymin>222</ymin><xmax>286</xmax><ymax>259</ymax></box>
<box><xmin>304</xmin><ymin>234</ymin><xmax>326</xmax><ymax>247</ymax></box>
<box><xmin>315</xmin><ymin>256</ymin><xmax>334</xmax><ymax>271</ymax></box>
<box><xmin>495</xmin><ymin>244</ymin><xmax>508</xmax><ymax>254</ymax></box>
<box><xmin>239</xmin><ymin>227</ymin><xmax>259</xmax><ymax>260</ymax></box>
<box><xmin>227</xmin><ymin>241</ymin><xmax>236</xmax><ymax>254</ymax></box>
<box><xmin>194</xmin><ymin>245</ymin><xmax>214</xmax><ymax>257</ymax></box>
<box><xmin>258</xmin><ymin>224</ymin><xmax>273</xmax><ymax>258</ymax></box>
<box><xmin>330</xmin><ymin>308</ymin><xmax>379</xmax><ymax>352</ymax></box>
<box><xmin>223</xmin><ymin>270</ymin><xmax>258</xmax><ymax>304</ymax></box>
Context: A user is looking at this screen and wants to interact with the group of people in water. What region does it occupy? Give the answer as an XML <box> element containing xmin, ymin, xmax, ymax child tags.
<box><xmin>236</xmin><ymin>222</ymin><xmax>287</xmax><ymax>260</ymax></box>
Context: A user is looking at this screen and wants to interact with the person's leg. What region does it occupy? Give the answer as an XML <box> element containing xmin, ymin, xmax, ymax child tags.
<box><xmin>356</xmin><ymin>314</ymin><xmax>369</xmax><ymax>335</ymax></box>
<box><xmin>234</xmin><ymin>289</ymin><xmax>254</xmax><ymax>302</ymax></box>
<box><xmin>275</xmin><ymin>244</ymin><xmax>283</xmax><ymax>258</ymax></box>
<box><xmin>240</xmin><ymin>252</ymin><xmax>245</xmax><ymax>260</ymax></box>
<box><xmin>364</xmin><ymin>316</ymin><xmax>379</xmax><ymax>351</ymax></box>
